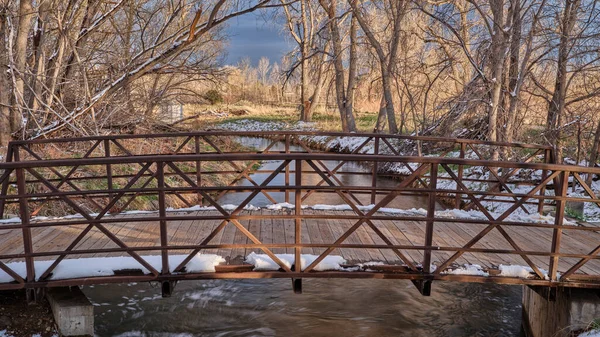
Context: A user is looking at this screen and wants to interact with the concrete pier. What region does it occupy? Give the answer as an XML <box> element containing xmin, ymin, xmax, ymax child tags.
<box><xmin>46</xmin><ymin>287</ymin><xmax>94</xmax><ymax>336</ymax></box>
<box><xmin>522</xmin><ymin>286</ymin><xmax>600</xmax><ymax>337</ymax></box>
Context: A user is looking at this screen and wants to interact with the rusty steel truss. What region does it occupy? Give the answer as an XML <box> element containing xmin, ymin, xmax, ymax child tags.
<box><xmin>0</xmin><ymin>131</ymin><xmax>599</xmax><ymax>297</ymax></box>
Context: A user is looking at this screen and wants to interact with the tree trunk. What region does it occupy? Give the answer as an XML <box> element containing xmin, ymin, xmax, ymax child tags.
<box><xmin>320</xmin><ymin>0</ymin><xmax>353</xmax><ymax>131</ymax></box>
<box><xmin>547</xmin><ymin>0</ymin><xmax>581</xmax><ymax>163</ymax></box>
<box><xmin>305</xmin><ymin>44</ymin><xmax>330</xmax><ymax>121</ymax></box>
<box><xmin>350</xmin><ymin>0</ymin><xmax>403</xmax><ymax>133</ymax></box>
<box><xmin>26</xmin><ymin>1</ymin><xmax>50</xmax><ymax>126</ymax></box>
<box><xmin>345</xmin><ymin>14</ymin><xmax>358</xmax><ymax>132</ymax></box>
<box><xmin>0</xmin><ymin>4</ymin><xmax>11</xmax><ymax>145</ymax></box>
<box><xmin>11</xmin><ymin>0</ymin><xmax>35</xmax><ymax>138</ymax></box>
<box><xmin>381</xmin><ymin>66</ymin><xmax>397</xmax><ymax>133</ymax></box>
<box><xmin>488</xmin><ymin>0</ymin><xmax>506</xmax><ymax>151</ymax></box>
<box><xmin>299</xmin><ymin>0</ymin><xmax>310</xmax><ymax>121</ymax></box>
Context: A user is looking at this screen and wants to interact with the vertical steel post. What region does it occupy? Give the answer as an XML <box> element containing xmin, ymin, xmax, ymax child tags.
<box><xmin>549</xmin><ymin>171</ymin><xmax>569</xmax><ymax>281</ymax></box>
<box><xmin>371</xmin><ymin>137</ymin><xmax>379</xmax><ymax>204</ymax></box>
<box><xmin>195</xmin><ymin>136</ymin><xmax>202</xmax><ymax>206</ymax></box>
<box><xmin>456</xmin><ymin>142</ymin><xmax>466</xmax><ymax>209</ymax></box>
<box><xmin>423</xmin><ymin>163</ymin><xmax>438</xmax><ymax>274</ymax></box>
<box><xmin>104</xmin><ymin>139</ymin><xmax>113</xmax><ymax>202</ymax></box>
<box><xmin>157</xmin><ymin>162</ymin><xmax>169</xmax><ymax>276</ymax></box>
<box><xmin>538</xmin><ymin>149</ymin><xmax>550</xmax><ymax>214</ymax></box>
<box><xmin>285</xmin><ymin>135</ymin><xmax>291</xmax><ymax>204</ymax></box>
<box><xmin>14</xmin><ymin>149</ymin><xmax>35</xmax><ymax>298</ymax></box>
<box><xmin>0</xmin><ymin>145</ymin><xmax>14</xmax><ymax>219</ymax></box>
<box><xmin>294</xmin><ymin>158</ymin><xmax>302</xmax><ymax>272</ymax></box>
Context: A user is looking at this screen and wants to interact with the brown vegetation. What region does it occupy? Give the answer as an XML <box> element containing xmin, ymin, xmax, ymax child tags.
<box><xmin>1</xmin><ymin>0</ymin><xmax>600</xmax><ymax>164</ymax></box>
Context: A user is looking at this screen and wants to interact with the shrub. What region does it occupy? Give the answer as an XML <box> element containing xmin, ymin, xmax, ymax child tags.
<box><xmin>205</xmin><ymin>89</ymin><xmax>223</xmax><ymax>105</ymax></box>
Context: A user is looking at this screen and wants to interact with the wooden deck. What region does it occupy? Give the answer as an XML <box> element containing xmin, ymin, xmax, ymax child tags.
<box><xmin>1</xmin><ymin>209</ymin><xmax>599</xmax><ymax>277</ymax></box>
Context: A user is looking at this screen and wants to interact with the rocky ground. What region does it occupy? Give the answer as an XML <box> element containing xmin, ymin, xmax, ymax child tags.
<box><xmin>0</xmin><ymin>290</ymin><xmax>57</xmax><ymax>337</ymax></box>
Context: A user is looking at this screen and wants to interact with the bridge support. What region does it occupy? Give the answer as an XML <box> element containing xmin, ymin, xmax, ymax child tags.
<box><xmin>26</xmin><ymin>287</ymin><xmax>45</xmax><ymax>305</ymax></box>
<box><xmin>46</xmin><ymin>287</ymin><xmax>94</xmax><ymax>336</ymax></box>
<box><xmin>161</xmin><ymin>280</ymin><xmax>177</xmax><ymax>298</ymax></box>
<box><xmin>521</xmin><ymin>286</ymin><xmax>600</xmax><ymax>337</ymax></box>
<box><xmin>411</xmin><ymin>280</ymin><xmax>431</xmax><ymax>296</ymax></box>
<box><xmin>292</xmin><ymin>278</ymin><xmax>302</xmax><ymax>294</ymax></box>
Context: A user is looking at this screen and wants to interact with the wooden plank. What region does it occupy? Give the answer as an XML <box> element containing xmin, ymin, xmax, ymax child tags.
<box><xmin>195</xmin><ymin>213</ymin><xmax>224</xmax><ymax>255</ymax></box>
<box><xmin>299</xmin><ymin>211</ymin><xmax>313</xmax><ymax>255</ymax></box>
<box><xmin>3</xmin><ymin>208</ymin><xmax>600</xmax><ymax>281</ymax></box>
<box><xmin>335</xmin><ymin>211</ymin><xmax>369</xmax><ymax>262</ymax></box>
<box><xmin>351</xmin><ymin>215</ymin><xmax>387</xmax><ymax>263</ymax></box>
<box><xmin>315</xmin><ymin>211</ymin><xmax>337</xmax><ymax>258</ymax></box>
<box><xmin>325</xmin><ymin>213</ymin><xmax>358</xmax><ymax>263</ymax></box>
<box><xmin>245</xmin><ymin>213</ymin><xmax>262</xmax><ymax>257</ymax></box>
<box><xmin>272</xmin><ymin>213</ymin><xmax>286</xmax><ymax>254</ymax></box>
<box><xmin>441</xmin><ymin>221</ymin><xmax>513</xmax><ymax>268</ymax></box>
<box><xmin>260</xmin><ymin>209</ymin><xmax>275</xmax><ymax>254</ymax></box>
<box><xmin>231</xmin><ymin>217</ymin><xmax>250</xmax><ymax>260</ymax></box>
<box><xmin>166</xmin><ymin>213</ymin><xmax>192</xmax><ymax>247</ymax></box>
<box><xmin>283</xmin><ymin>214</ymin><xmax>295</xmax><ymax>254</ymax></box>
<box><xmin>365</xmin><ymin>218</ymin><xmax>403</xmax><ymax>264</ymax></box>
<box><xmin>217</xmin><ymin>214</ymin><xmax>237</xmax><ymax>260</ymax></box>
<box><xmin>381</xmin><ymin>219</ymin><xmax>422</xmax><ymax>264</ymax></box>
<box><xmin>305</xmin><ymin>210</ymin><xmax>324</xmax><ymax>255</ymax></box>
<box><xmin>433</xmin><ymin>222</ymin><xmax>484</xmax><ymax>267</ymax></box>
<box><xmin>503</xmin><ymin>224</ymin><xmax>597</xmax><ymax>275</ymax></box>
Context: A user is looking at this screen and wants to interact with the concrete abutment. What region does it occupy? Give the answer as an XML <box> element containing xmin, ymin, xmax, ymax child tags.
<box><xmin>522</xmin><ymin>286</ymin><xmax>600</xmax><ymax>337</ymax></box>
<box><xmin>46</xmin><ymin>287</ymin><xmax>94</xmax><ymax>336</ymax></box>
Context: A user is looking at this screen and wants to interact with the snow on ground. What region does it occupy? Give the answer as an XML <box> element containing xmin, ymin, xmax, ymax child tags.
<box><xmin>217</xmin><ymin>119</ymin><xmax>600</xmax><ymax>222</ymax></box>
<box><xmin>579</xmin><ymin>330</ymin><xmax>600</xmax><ymax>337</ymax></box>
<box><xmin>218</xmin><ymin>119</ymin><xmax>376</xmax><ymax>154</ymax></box>
<box><xmin>244</xmin><ymin>252</ymin><xmax>345</xmax><ymax>271</ymax></box>
<box><xmin>0</xmin><ymin>254</ymin><xmax>225</xmax><ymax>283</ymax></box>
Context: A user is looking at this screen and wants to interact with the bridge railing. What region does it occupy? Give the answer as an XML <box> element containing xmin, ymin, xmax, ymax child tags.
<box><xmin>0</xmin><ymin>133</ymin><xmax>599</xmax><ymax>290</ymax></box>
<box><xmin>0</xmin><ymin>131</ymin><xmax>553</xmax><ymax>216</ymax></box>
<box><xmin>3</xmin><ymin>130</ymin><xmax>553</xmax><ymax>159</ymax></box>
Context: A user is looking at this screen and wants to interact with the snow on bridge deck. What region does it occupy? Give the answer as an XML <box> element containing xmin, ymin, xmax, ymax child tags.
<box><xmin>1</xmin><ymin>209</ymin><xmax>600</xmax><ymax>281</ymax></box>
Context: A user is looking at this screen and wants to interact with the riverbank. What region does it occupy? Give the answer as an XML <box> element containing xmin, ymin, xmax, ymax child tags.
<box><xmin>213</xmin><ymin>119</ymin><xmax>600</xmax><ymax>223</ymax></box>
<box><xmin>0</xmin><ymin>290</ymin><xmax>57</xmax><ymax>337</ymax></box>
<box><xmin>0</xmin><ymin>136</ymin><xmax>259</xmax><ymax>218</ymax></box>
<box><xmin>188</xmin><ymin>103</ymin><xmax>380</xmax><ymax>132</ymax></box>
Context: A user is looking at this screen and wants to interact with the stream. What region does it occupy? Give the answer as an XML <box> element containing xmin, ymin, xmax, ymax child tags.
<box><xmin>83</xmin><ymin>137</ymin><xmax>523</xmax><ymax>337</ymax></box>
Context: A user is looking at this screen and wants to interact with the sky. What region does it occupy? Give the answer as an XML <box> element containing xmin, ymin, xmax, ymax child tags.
<box><xmin>224</xmin><ymin>10</ymin><xmax>291</xmax><ymax>66</ymax></box>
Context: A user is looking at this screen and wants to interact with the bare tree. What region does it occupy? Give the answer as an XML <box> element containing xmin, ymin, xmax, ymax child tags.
<box><xmin>0</xmin><ymin>0</ymin><xmax>277</xmax><ymax>141</ymax></box>
<box><xmin>318</xmin><ymin>0</ymin><xmax>357</xmax><ymax>131</ymax></box>
<box><xmin>349</xmin><ymin>0</ymin><xmax>408</xmax><ymax>133</ymax></box>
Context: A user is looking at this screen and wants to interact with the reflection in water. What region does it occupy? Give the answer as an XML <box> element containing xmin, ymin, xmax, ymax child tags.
<box><xmin>218</xmin><ymin>137</ymin><xmax>428</xmax><ymax>209</ymax></box>
<box><xmin>85</xmin><ymin>137</ymin><xmax>523</xmax><ymax>336</ymax></box>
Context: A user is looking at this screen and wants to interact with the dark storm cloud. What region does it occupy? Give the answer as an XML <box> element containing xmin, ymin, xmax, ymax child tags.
<box><xmin>225</xmin><ymin>11</ymin><xmax>291</xmax><ymax>66</ymax></box>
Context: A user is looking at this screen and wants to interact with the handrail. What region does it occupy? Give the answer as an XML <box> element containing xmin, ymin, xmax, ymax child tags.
<box><xmin>1</xmin><ymin>153</ymin><xmax>598</xmax><ymax>174</ymax></box>
<box><xmin>6</xmin><ymin>131</ymin><xmax>553</xmax><ymax>150</ymax></box>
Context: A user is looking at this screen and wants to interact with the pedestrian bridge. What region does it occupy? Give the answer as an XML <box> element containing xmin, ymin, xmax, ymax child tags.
<box><xmin>0</xmin><ymin>131</ymin><xmax>599</xmax><ymax>297</ymax></box>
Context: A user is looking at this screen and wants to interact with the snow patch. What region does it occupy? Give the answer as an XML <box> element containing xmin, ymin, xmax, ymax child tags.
<box><xmin>443</xmin><ymin>264</ymin><xmax>489</xmax><ymax>276</ymax></box>
<box><xmin>499</xmin><ymin>264</ymin><xmax>536</xmax><ymax>279</ymax></box>
<box><xmin>0</xmin><ymin>254</ymin><xmax>225</xmax><ymax>283</ymax></box>
<box><xmin>244</xmin><ymin>252</ymin><xmax>345</xmax><ymax>271</ymax></box>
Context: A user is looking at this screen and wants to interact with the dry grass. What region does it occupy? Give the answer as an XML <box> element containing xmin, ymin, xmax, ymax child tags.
<box><xmin>182</xmin><ymin>102</ymin><xmax>381</xmax><ymax>132</ymax></box>
<box><xmin>1</xmin><ymin>136</ymin><xmax>259</xmax><ymax>218</ymax></box>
